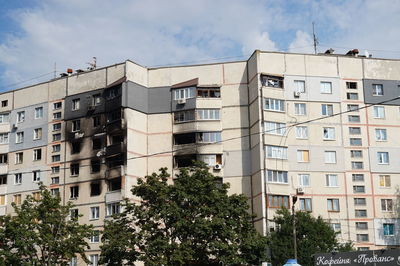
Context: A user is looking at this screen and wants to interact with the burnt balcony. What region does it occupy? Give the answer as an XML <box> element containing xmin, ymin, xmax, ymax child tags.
<box><xmin>68</xmin><ymin>131</ymin><xmax>85</xmax><ymax>141</ymax></box>
<box><xmin>106</xmin><ymin>118</ymin><xmax>126</xmax><ymax>134</ymax></box>
<box><xmin>105</xmin><ymin>142</ymin><xmax>125</xmax><ymax>157</ymax></box>
<box><xmin>105</xmin><ymin>165</ymin><xmax>125</xmax><ymax>180</ymax></box>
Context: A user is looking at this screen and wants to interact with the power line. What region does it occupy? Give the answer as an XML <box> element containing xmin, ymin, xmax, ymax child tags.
<box><xmin>0</xmin><ymin>71</ymin><xmax>56</xmax><ymax>90</ymax></box>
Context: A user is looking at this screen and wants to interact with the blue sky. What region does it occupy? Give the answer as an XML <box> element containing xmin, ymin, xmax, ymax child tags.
<box><xmin>0</xmin><ymin>0</ymin><xmax>400</xmax><ymax>91</ymax></box>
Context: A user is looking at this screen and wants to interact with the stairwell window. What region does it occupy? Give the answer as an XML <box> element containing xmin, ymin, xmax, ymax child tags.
<box><xmin>352</xmin><ymin>162</ymin><xmax>364</xmax><ymax>169</ymax></box>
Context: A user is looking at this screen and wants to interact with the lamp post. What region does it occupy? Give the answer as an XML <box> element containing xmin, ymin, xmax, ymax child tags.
<box><xmin>292</xmin><ymin>195</ymin><xmax>298</xmax><ymax>260</ymax></box>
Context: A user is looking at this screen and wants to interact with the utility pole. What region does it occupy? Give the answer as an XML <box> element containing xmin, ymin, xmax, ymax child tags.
<box><xmin>312</xmin><ymin>22</ymin><xmax>318</xmax><ymax>54</ymax></box>
<box><xmin>292</xmin><ymin>195</ymin><xmax>298</xmax><ymax>260</ymax></box>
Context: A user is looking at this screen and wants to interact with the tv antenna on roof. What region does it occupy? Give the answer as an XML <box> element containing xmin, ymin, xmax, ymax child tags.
<box><xmin>312</xmin><ymin>22</ymin><xmax>318</xmax><ymax>54</ymax></box>
<box><xmin>87</xmin><ymin>57</ymin><xmax>97</xmax><ymax>70</ymax></box>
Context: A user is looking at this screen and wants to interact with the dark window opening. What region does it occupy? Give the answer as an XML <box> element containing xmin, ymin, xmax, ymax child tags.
<box><xmin>0</xmin><ymin>154</ymin><xmax>7</xmax><ymax>164</ymax></box>
<box><xmin>197</xmin><ymin>87</ymin><xmax>221</xmax><ymax>98</ymax></box>
<box><xmin>106</xmin><ymin>87</ymin><xmax>120</xmax><ymax>100</ymax></box>
<box><xmin>93</xmin><ymin>116</ymin><xmax>101</xmax><ymax>127</ymax></box>
<box><xmin>111</xmin><ymin>135</ymin><xmax>124</xmax><ymax>145</ymax></box>
<box><xmin>93</xmin><ymin>138</ymin><xmax>102</xmax><ymax>150</ymax></box>
<box><xmin>261</xmin><ymin>75</ymin><xmax>284</xmax><ymax>88</ymax></box>
<box><xmin>107</xmin><ymin>111</ymin><xmax>121</xmax><ymax>123</ymax></box>
<box><xmin>0</xmin><ymin>175</ymin><xmax>7</xmax><ymax>185</ymax></box>
<box><xmin>346</xmin><ymin>82</ymin><xmax>357</xmax><ymax>89</ymax></box>
<box><xmin>70</xmin><ymin>209</ymin><xmax>78</xmax><ymax>219</ymax></box>
<box><xmin>107</xmin><ymin>154</ymin><xmax>123</xmax><ymax>168</ymax></box>
<box><xmin>71</xmin><ymin>142</ymin><xmax>81</xmax><ymax>154</ymax></box>
<box><xmin>1</xmin><ymin>100</ymin><xmax>8</xmax><ymax>107</ymax></box>
<box><xmin>174</xmin><ymin>133</ymin><xmax>196</xmax><ymax>145</ymax></box>
<box><xmin>91</xmin><ymin>160</ymin><xmax>101</xmax><ymax>173</ymax></box>
<box><xmin>174</xmin><ymin>154</ymin><xmax>197</xmax><ymax>168</ymax></box>
<box><xmin>109</xmin><ymin>178</ymin><xmax>121</xmax><ymax>191</ymax></box>
<box><xmin>70</xmin><ymin>163</ymin><xmax>79</xmax><ymax>176</ymax></box>
<box><xmin>90</xmin><ymin>182</ymin><xmax>101</xmax><ymax>196</ymax></box>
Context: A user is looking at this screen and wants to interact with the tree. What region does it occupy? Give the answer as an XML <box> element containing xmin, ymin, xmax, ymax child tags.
<box><xmin>267</xmin><ymin>208</ymin><xmax>353</xmax><ymax>266</ymax></box>
<box><xmin>0</xmin><ymin>184</ymin><xmax>93</xmax><ymax>265</ymax></box>
<box><xmin>101</xmin><ymin>164</ymin><xmax>268</xmax><ymax>265</ymax></box>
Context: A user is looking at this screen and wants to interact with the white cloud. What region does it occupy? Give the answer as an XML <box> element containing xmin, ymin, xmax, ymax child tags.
<box><xmin>288</xmin><ymin>31</ymin><xmax>314</xmax><ymax>54</ymax></box>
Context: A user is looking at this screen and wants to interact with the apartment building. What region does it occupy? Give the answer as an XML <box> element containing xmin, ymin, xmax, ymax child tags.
<box><xmin>0</xmin><ymin>50</ymin><xmax>399</xmax><ymax>263</ymax></box>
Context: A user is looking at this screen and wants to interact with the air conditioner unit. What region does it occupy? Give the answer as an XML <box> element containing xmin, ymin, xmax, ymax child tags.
<box><xmin>177</xmin><ymin>98</ymin><xmax>186</xmax><ymax>104</ymax></box>
<box><xmin>213</xmin><ymin>164</ymin><xmax>222</xmax><ymax>170</ymax></box>
<box><xmin>294</xmin><ymin>91</ymin><xmax>301</xmax><ymax>97</ymax></box>
<box><xmin>296</xmin><ymin>187</ymin><xmax>305</xmax><ymax>195</ymax></box>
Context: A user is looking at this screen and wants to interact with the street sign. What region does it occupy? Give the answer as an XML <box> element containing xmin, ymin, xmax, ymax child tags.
<box><xmin>314</xmin><ymin>249</ymin><xmax>400</xmax><ymax>266</ymax></box>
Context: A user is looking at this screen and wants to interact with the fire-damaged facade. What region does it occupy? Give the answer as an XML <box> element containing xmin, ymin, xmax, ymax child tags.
<box><xmin>0</xmin><ymin>51</ymin><xmax>400</xmax><ymax>264</ymax></box>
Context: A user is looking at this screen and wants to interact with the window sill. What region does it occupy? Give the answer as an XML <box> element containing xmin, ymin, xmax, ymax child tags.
<box><xmin>264</xmin><ymin>109</ymin><xmax>285</xmax><ymax>113</ymax></box>
<box><xmin>89</xmin><ymin>218</ymin><xmax>100</xmax><ymax>221</ymax></box>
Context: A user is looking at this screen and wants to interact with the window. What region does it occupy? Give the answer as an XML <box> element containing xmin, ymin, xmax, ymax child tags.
<box><xmin>70</xmin><ymin>209</ymin><xmax>78</xmax><ymax>219</ymax></box>
<box><xmin>346</xmin><ymin>82</ymin><xmax>357</xmax><ymax>89</ymax></box>
<box><xmin>0</xmin><ymin>133</ymin><xmax>8</xmax><ymax>144</ymax></box>
<box><xmin>33</xmin><ymin>128</ymin><xmax>42</xmax><ymax>140</ymax></box>
<box><xmin>349</xmin><ymin>127</ymin><xmax>361</xmax><ymax>135</ymax></box>
<box><xmin>261</xmin><ymin>75</ymin><xmax>283</xmax><ymax>88</ymax></box>
<box><xmin>93</xmin><ymin>94</ymin><xmax>101</xmax><ymax>105</ymax></box>
<box><xmin>347</xmin><ymin>104</ymin><xmax>359</xmax><ymax>112</ymax></box>
<box><xmin>320</xmin><ymin>81</ymin><xmax>332</xmax><ymax>94</ymax></box>
<box><xmin>14</xmin><ymin>173</ymin><xmax>22</xmax><ymax>185</ymax></box>
<box><xmin>93</xmin><ymin>116</ymin><xmax>101</xmax><ymax>127</ymax></box>
<box><xmin>354</xmin><ymin>198</ymin><xmax>366</xmax><ymax>206</ymax></box>
<box><xmin>297</xmin><ymin>150</ymin><xmax>310</xmax><ymax>163</ymax></box>
<box><xmin>294</xmin><ymin>80</ymin><xmax>305</xmax><ymax>93</ymax></box>
<box><xmin>70</xmin><ymin>186</ymin><xmax>79</xmax><ymax>199</ymax></box>
<box><xmin>294</xmin><ymin>103</ymin><xmax>306</xmax><ymax>115</ymax></box>
<box><xmin>53</xmin><ymin>133</ymin><xmax>61</xmax><ymax>141</ymax></box>
<box><xmin>198</xmin><ymin>154</ymin><xmax>221</xmax><ymax>167</ymax></box>
<box><xmin>197</xmin><ymin>109</ymin><xmax>220</xmax><ymax>120</ymax></box>
<box><xmin>355</xmin><ymin>210</ymin><xmax>367</xmax><ymax>217</ymax></box>
<box><xmin>89</xmin><ymin>254</ymin><xmax>99</xmax><ymax>266</ymax></box>
<box><xmin>34</xmin><ymin>107</ymin><xmax>43</xmax><ymax>119</ymax></box>
<box><xmin>377</xmin><ymin>152</ymin><xmax>389</xmax><ymax>164</ymax></box>
<box><xmin>350</xmin><ymin>138</ymin><xmax>362</xmax><ymax>146</ymax></box>
<box><xmin>51</xmin><ymin>166</ymin><xmax>60</xmax><ymax>174</ymax></box>
<box><xmin>174</xmin><ymin>110</ymin><xmax>195</xmax><ymax>123</ymax></box>
<box><xmin>72</xmin><ymin>99</ymin><xmax>80</xmax><ymax>110</ymax></box>
<box><xmin>52</xmin><ymin>144</ymin><xmax>61</xmax><ymax>152</ymax></box>
<box><xmin>352</xmin><ymin>162</ymin><xmax>364</xmax><ymax>169</ymax></box>
<box><xmin>0</xmin><ymin>154</ymin><xmax>6</xmax><ymax>164</ymax></box>
<box><xmin>348</xmin><ymin>115</ymin><xmax>360</xmax><ymax>122</ymax></box>
<box><xmin>90</xmin><ymin>206</ymin><xmax>100</xmax><ymax>220</ymax></box>
<box><xmin>1</xmin><ymin>100</ymin><xmax>7</xmax><ymax>107</ymax></box>
<box><xmin>51</xmin><ymin>188</ymin><xmax>60</xmax><ymax>196</ymax></box>
<box><xmin>52</xmin><ymin>155</ymin><xmax>61</xmax><ymax>162</ymax></box>
<box><xmin>356</xmin><ymin>222</ymin><xmax>368</xmax><ymax>230</ymax></box>
<box><xmin>324</xmin><ymin>151</ymin><xmax>336</xmax><ymax>164</ymax></box>
<box><xmin>381</xmin><ymin>199</ymin><xmax>393</xmax><ymax>212</ymax></box>
<box><xmin>295</xmin><ymin>126</ymin><xmax>308</xmax><ymax>139</ymax></box>
<box><xmin>357</xmin><ymin>234</ymin><xmax>369</xmax><ymax>242</ymax></box>
<box><xmin>106</xmin><ymin>87</ymin><xmax>119</xmax><ymax>99</ymax></box>
<box><xmin>266</xmin><ymin>170</ymin><xmax>288</xmax><ymax>184</ymax></box>
<box><xmin>331</xmin><ymin>223</ymin><xmax>341</xmax><ymax>233</ymax></box>
<box><xmin>264</xmin><ymin>121</ymin><xmax>286</xmax><ymax>135</ymax></box>
<box><xmin>173</xmin><ymin>87</ymin><xmax>196</xmax><ymax>100</ymax></box>
<box><xmin>16</xmin><ymin>132</ymin><xmax>24</xmax><ymax>143</ymax></box>
<box><xmin>91</xmin><ymin>160</ymin><xmax>101</xmax><ymax>173</ymax></box>
<box><xmin>71</xmin><ymin>142</ymin><xmax>81</xmax><ymax>154</ymax></box>
<box><xmin>13</xmin><ymin>194</ymin><xmax>22</xmax><ymax>205</ymax></box>
<box><xmin>264</xmin><ymin>98</ymin><xmax>285</xmax><ymax>112</ymax></box>
<box><xmin>52</xmin><ymin>123</ymin><xmax>61</xmax><ymax>131</ymax></box>
<box><xmin>383</xmin><ymin>223</ymin><xmax>394</xmax><ymax>236</ymax></box>
<box><xmin>352</xmin><ymin>174</ymin><xmax>365</xmax><ymax>182</ymax></box>
<box><xmin>90</xmin><ymin>231</ymin><xmax>100</xmax><ymax>243</ymax></box>
<box><xmin>379</xmin><ymin>175</ymin><xmax>391</xmax><ymax>188</ymax></box>
<box><xmin>373</xmin><ymin>106</ymin><xmax>385</xmax><ymax>119</ymax></box>
<box><xmin>70</xmin><ymin>163</ymin><xmax>79</xmax><ymax>176</ymax></box>
<box><xmin>268</xmin><ymin>195</ymin><xmax>289</xmax><ymax>208</ymax></box>
<box><xmin>298</xmin><ymin>174</ymin><xmax>310</xmax><ymax>187</ymax></box>
<box><xmin>347</xmin><ymin>93</ymin><xmax>359</xmax><ymax>100</ymax></box>
<box><xmin>266</xmin><ymin>145</ymin><xmax>288</xmax><ymax>159</ymax></box>
<box><xmin>353</xmin><ymin>186</ymin><xmax>365</xmax><ymax>193</ymax></box>
<box><xmin>0</xmin><ymin>195</ymin><xmax>5</xmax><ymax>205</ymax></box>
<box><xmin>0</xmin><ymin>113</ymin><xmax>9</xmax><ymax>123</ymax></box>
<box><xmin>198</xmin><ymin>87</ymin><xmax>222</xmax><ymax>98</ymax></box>
<box><xmin>70</xmin><ymin>257</ymin><xmax>77</xmax><ymax>266</ymax></box>
<box><xmin>53</xmin><ymin>112</ymin><xmax>61</xmax><ymax>120</ymax></box>
<box><xmin>17</xmin><ymin>111</ymin><xmax>25</xmax><ymax>123</ymax></box>
<box><xmin>15</xmin><ymin>152</ymin><xmax>23</xmax><ymax>164</ymax></box>
<box><xmin>323</xmin><ymin>127</ymin><xmax>335</xmax><ymax>140</ymax></box>
<box><xmin>372</xmin><ymin>84</ymin><xmax>384</xmax><ymax>96</ymax></box>
<box><xmin>326</xmin><ymin>174</ymin><xmax>338</xmax><ymax>187</ymax></box>
<box><xmin>72</xmin><ymin>120</ymin><xmax>80</xmax><ymax>132</ymax></box>
<box><xmin>198</xmin><ymin>132</ymin><xmax>221</xmax><ymax>143</ymax></box>
<box><xmin>90</xmin><ymin>183</ymin><xmax>101</xmax><ymax>196</ymax></box>
<box><xmin>327</xmin><ymin>199</ymin><xmax>340</xmax><ymax>211</ymax></box>
<box><xmin>351</xmin><ymin>150</ymin><xmax>363</xmax><ymax>158</ymax></box>
<box><xmin>106</xmin><ymin>202</ymin><xmax>121</xmax><ymax>216</ymax></box>
<box><xmin>33</xmin><ymin>149</ymin><xmax>42</xmax><ymax>161</ymax></box>
<box><xmin>109</xmin><ymin>178</ymin><xmax>121</xmax><ymax>191</ymax></box>
<box><xmin>53</xmin><ymin>102</ymin><xmax>62</xmax><ymax>110</ymax></box>
<box><xmin>375</xmin><ymin>129</ymin><xmax>387</xmax><ymax>141</ymax></box>
<box><xmin>92</xmin><ymin>138</ymin><xmax>102</xmax><ymax>150</ymax></box>
<box><xmin>51</xmin><ymin>177</ymin><xmax>59</xmax><ymax>184</ymax></box>
<box><xmin>299</xmin><ymin>198</ymin><xmax>312</xmax><ymax>211</ymax></box>
<box><xmin>0</xmin><ymin>175</ymin><xmax>6</xmax><ymax>185</ymax></box>
<box><xmin>33</xmin><ymin>171</ymin><xmax>41</xmax><ymax>182</ymax></box>
<box><xmin>321</xmin><ymin>104</ymin><xmax>333</xmax><ymax>116</ymax></box>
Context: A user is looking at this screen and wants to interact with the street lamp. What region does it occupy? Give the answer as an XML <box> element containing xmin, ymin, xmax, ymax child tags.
<box><xmin>292</xmin><ymin>195</ymin><xmax>298</xmax><ymax>260</ymax></box>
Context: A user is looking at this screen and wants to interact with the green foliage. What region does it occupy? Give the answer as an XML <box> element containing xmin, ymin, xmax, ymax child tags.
<box><xmin>0</xmin><ymin>184</ymin><xmax>93</xmax><ymax>265</ymax></box>
<box><xmin>101</xmin><ymin>164</ymin><xmax>268</xmax><ymax>265</ymax></box>
<box><xmin>267</xmin><ymin>208</ymin><xmax>353</xmax><ymax>266</ymax></box>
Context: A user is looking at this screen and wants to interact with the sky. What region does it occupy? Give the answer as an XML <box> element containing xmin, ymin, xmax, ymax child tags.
<box><xmin>0</xmin><ymin>0</ymin><xmax>400</xmax><ymax>91</ymax></box>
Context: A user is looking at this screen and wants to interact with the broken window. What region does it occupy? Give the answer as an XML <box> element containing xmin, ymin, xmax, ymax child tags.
<box><xmin>174</xmin><ymin>154</ymin><xmax>197</xmax><ymax>168</ymax></box>
<box><xmin>91</xmin><ymin>160</ymin><xmax>101</xmax><ymax>173</ymax></box>
<box><xmin>108</xmin><ymin>178</ymin><xmax>121</xmax><ymax>191</ymax></box>
<box><xmin>174</xmin><ymin>133</ymin><xmax>196</xmax><ymax>145</ymax></box>
<box><xmin>92</xmin><ymin>138</ymin><xmax>103</xmax><ymax>150</ymax></box>
<box><xmin>197</xmin><ymin>87</ymin><xmax>220</xmax><ymax>98</ymax></box>
<box><xmin>91</xmin><ymin>182</ymin><xmax>101</xmax><ymax>196</ymax></box>
<box><xmin>261</xmin><ymin>75</ymin><xmax>284</xmax><ymax>88</ymax></box>
<box><xmin>71</xmin><ymin>142</ymin><xmax>81</xmax><ymax>154</ymax></box>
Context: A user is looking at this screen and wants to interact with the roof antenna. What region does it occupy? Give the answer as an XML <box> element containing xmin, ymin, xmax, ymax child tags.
<box><xmin>312</xmin><ymin>22</ymin><xmax>318</xmax><ymax>54</ymax></box>
<box><xmin>87</xmin><ymin>57</ymin><xmax>97</xmax><ymax>70</ymax></box>
<box><xmin>54</xmin><ymin>62</ymin><xmax>57</xmax><ymax>78</ymax></box>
